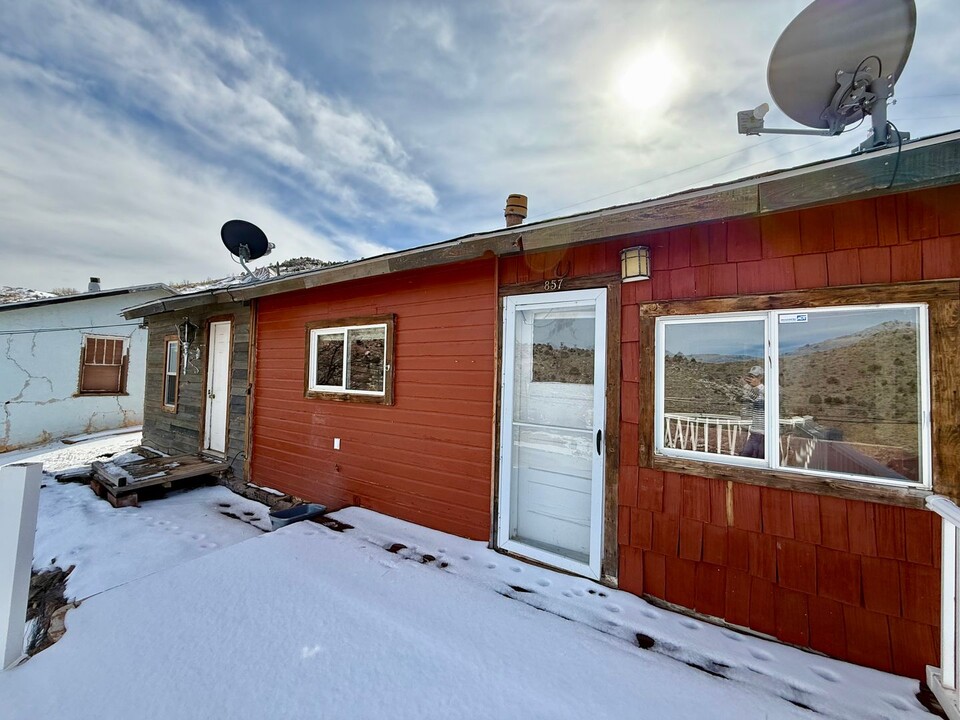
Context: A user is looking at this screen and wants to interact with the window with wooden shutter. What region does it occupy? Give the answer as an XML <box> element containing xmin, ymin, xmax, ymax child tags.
<box><xmin>78</xmin><ymin>336</ymin><xmax>128</xmax><ymax>395</ymax></box>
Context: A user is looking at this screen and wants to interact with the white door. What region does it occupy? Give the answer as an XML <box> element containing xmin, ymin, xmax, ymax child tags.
<box><xmin>498</xmin><ymin>289</ymin><xmax>606</xmax><ymax>579</ymax></box>
<box><xmin>204</xmin><ymin>321</ymin><xmax>231</xmax><ymax>454</ymax></box>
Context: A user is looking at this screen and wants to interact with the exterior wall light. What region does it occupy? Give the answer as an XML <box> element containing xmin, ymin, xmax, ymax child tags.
<box><xmin>620</xmin><ymin>246</ymin><xmax>651</xmax><ymax>282</ymax></box>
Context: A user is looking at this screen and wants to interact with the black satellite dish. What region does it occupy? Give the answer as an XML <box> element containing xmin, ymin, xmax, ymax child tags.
<box><xmin>738</xmin><ymin>0</ymin><xmax>916</xmax><ymax>152</ymax></box>
<box><xmin>221</xmin><ymin>219</ymin><xmax>275</xmax><ymax>281</ymax></box>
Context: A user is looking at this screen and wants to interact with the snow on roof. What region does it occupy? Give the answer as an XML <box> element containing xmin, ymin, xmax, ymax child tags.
<box><xmin>0</xmin><ymin>283</ymin><xmax>174</xmax><ymax>312</ymax></box>
<box><xmin>0</xmin><ymin>286</ymin><xmax>56</xmax><ymax>304</ymax></box>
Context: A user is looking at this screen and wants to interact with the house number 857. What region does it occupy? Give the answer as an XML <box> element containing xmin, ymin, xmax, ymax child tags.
<box><xmin>543</xmin><ymin>278</ymin><xmax>564</xmax><ymax>291</ymax></box>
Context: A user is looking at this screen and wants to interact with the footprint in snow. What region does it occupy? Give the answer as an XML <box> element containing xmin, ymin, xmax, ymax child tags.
<box><xmin>535</xmin><ymin>579</ymin><xmax>550</xmax><ymax>587</ymax></box>
<box><xmin>810</xmin><ymin>667</ymin><xmax>839</xmax><ymax>683</ymax></box>
<box><xmin>562</xmin><ymin>591</ymin><xmax>573</xmax><ymax>597</ymax></box>
<box><xmin>605</xmin><ymin>604</ymin><xmax>622</xmax><ymax>613</ymax></box>
<box><xmin>572</xmin><ymin>589</ymin><xmax>585</xmax><ymax>597</ymax></box>
<box><xmin>510</xmin><ymin>566</ymin><xmax>522</xmax><ymax>573</ymax></box>
<box><xmin>680</xmin><ymin>619</ymin><xmax>700</xmax><ymax>630</ymax></box>
<box><xmin>199</xmin><ymin>542</ymin><xmax>219</xmax><ymax>549</ymax></box>
<box><xmin>749</xmin><ymin>648</ymin><xmax>773</xmax><ymax>661</ymax></box>
<box><xmin>438</xmin><ymin>548</ymin><xmax>447</xmax><ymax>553</ymax></box>
<box><xmin>640</xmin><ymin>608</ymin><xmax>659</xmax><ymax>619</ymax></box>
<box><xmin>486</xmin><ymin>563</ymin><xmax>497</xmax><ymax>569</ymax></box>
<box><xmin>722</xmin><ymin>630</ymin><xmax>744</xmax><ymax>642</ymax></box>
<box><xmin>461</xmin><ymin>555</ymin><xmax>471</xmax><ymax>561</ymax></box>
<box><xmin>301</xmin><ymin>530</ymin><xmax>317</xmax><ymax>536</ymax></box>
<box><xmin>191</xmin><ymin>533</ymin><xmax>206</xmax><ymax>541</ymax></box>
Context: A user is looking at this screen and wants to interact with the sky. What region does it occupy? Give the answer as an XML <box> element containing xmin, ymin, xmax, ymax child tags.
<box><xmin>664</xmin><ymin>307</ymin><xmax>918</xmax><ymax>357</ymax></box>
<box><xmin>1</xmin><ymin>0</ymin><xmax>958</xmax><ymax>292</ymax></box>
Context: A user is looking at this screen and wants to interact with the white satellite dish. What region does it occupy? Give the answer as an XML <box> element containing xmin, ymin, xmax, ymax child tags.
<box><xmin>738</xmin><ymin>0</ymin><xmax>916</xmax><ymax>152</ymax></box>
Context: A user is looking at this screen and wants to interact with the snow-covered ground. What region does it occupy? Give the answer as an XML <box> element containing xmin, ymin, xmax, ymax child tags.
<box><xmin>0</xmin><ymin>438</ymin><xmax>934</xmax><ymax>719</ymax></box>
<box><xmin>2</xmin><ymin>434</ymin><xmax>267</xmax><ymax>600</ymax></box>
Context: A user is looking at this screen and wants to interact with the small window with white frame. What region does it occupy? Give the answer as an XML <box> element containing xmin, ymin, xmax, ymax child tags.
<box><xmin>655</xmin><ymin>304</ymin><xmax>931</xmax><ymax>487</ymax></box>
<box><xmin>306</xmin><ymin>316</ymin><xmax>394</xmax><ymax>403</ymax></box>
<box><xmin>162</xmin><ymin>336</ymin><xmax>179</xmax><ymax>411</ymax></box>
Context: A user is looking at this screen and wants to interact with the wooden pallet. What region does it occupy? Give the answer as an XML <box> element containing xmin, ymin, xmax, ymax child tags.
<box><xmin>90</xmin><ymin>455</ymin><xmax>230</xmax><ymax>507</ymax></box>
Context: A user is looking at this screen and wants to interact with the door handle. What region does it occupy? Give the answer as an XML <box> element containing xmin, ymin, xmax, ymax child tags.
<box><xmin>596</xmin><ymin>429</ymin><xmax>603</xmax><ymax>456</ymax></box>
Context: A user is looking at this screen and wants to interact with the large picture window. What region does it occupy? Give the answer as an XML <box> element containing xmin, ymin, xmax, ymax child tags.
<box><xmin>656</xmin><ymin>304</ymin><xmax>930</xmax><ymax>487</ymax></box>
<box><xmin>305</xmin><ymin>316</ymin><xmax>395</xmax><ymax>403</ymax></box>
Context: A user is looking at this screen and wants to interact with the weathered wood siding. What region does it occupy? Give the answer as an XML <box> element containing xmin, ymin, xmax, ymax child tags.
<box><xmin>142</xmin><ymin>303</ymin><xmax>250</xmax><ymax>477</ymax></box>
<box><xmin>498</xmin><ymin>185</ymin><xmax>960</xmax><ymax>679</ymax></box>
<box><xmin>250</xmin><ymin>259</ymin><xmax>496</xmax><ymax>540</ymax></box>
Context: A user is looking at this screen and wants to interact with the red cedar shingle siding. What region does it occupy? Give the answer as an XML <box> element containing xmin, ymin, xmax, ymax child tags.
<box><xmin>251</xmin><ymin>259</ymin><xmax>496</xmax><ymax>540</ymax></box>
<box><xmin>499</xmin><ymin>185</ymin><xmax>958</xmax><ymax>679</ymax></box>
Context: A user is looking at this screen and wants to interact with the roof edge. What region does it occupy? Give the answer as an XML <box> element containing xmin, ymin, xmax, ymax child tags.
<box><xmin>1</xmin><ymin>283</ymin><xmax>175</xmax><ymax>313</ymax></box>
<box><xmin>125</xmin><ymin>130</ymin><xmax>960</xmax><ymax>320</ymax></box>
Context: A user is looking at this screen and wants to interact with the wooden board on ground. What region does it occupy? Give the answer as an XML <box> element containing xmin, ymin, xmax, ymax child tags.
<box><xmin>90</xmin><ymin>454</ymin><xmax>229</xmax><ymax>507</ymax></box>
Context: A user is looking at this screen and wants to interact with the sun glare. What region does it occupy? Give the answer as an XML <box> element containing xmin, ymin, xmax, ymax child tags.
<box><xmin>615</xmin><ymin>42</ymin><xmax>684</xmax><ymax>114</ymax></box>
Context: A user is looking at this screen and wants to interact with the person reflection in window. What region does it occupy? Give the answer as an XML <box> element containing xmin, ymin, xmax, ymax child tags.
<box><xmin>739</xmin><ymin>365</ymin><xmax>765</xmax><ymax>459</ymax></box>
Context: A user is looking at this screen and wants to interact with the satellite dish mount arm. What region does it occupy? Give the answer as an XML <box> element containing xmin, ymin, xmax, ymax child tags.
<box><xmin>235</xmin><ymin>243</ymin><xmax>257</xmax><ymax>280</ymax></box>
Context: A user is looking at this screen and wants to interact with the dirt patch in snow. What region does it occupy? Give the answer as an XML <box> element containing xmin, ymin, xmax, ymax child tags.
<box><xmin>27</xmin><ymin>567</ymin><xmax>77</xmax><ymax>655</ymax></box>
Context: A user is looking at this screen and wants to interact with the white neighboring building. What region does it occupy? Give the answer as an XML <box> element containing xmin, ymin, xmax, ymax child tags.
<box><xmin>0</xmin><ymin>281</ymin><xmax>174</xmax><ymax>452</ymax></box>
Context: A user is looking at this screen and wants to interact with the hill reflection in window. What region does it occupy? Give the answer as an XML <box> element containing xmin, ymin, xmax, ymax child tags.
<box><xmin>532</xmin><ymin>316</ymin><xmax>595</xmax><ymax>384</ymax></box>
<box><xmin>345</xmin><ymin>327</ymin><xmax>386</xmax><ymax>392</ymax></box>
<box><xmin>778</xmin><ymin>307</ymin><xmax>922</xmax><ymax>483</ymax></box>
<box><xmin>662</xmin><ymin>319</ymin><xmax>765</xmax><ymax>458</ymax></box>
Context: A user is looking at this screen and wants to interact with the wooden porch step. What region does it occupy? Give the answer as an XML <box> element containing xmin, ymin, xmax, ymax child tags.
<box><xmin>90</xmin><ymin>454</ymin><xmax>230</xmax><ymax>507</ymax></box>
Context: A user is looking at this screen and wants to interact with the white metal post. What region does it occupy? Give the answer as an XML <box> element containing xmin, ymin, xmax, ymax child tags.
<box><xmin>942</xmin><ymin>519</ymin><xmax>957</xmax><ymax>690</ymax></box>
<box><xmin>0</xmin><ymin>463</ymin><xmax>42</xmax><ymax>670</ymax></box>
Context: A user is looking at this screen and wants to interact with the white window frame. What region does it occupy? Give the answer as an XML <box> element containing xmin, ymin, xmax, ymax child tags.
<box><xmin>307</xmin><ymin>323</ymin><xmax>388</xmax><ymax>396</ymax></box>
<box><xmin>655</xmin><ymin>303</ymin><xmax>932</xmax><ymax>489</ymax></box>
<box><xmin>162</xmin><ymin>338</ymin><xmax>179</xmax><ymax>410</ymax></box>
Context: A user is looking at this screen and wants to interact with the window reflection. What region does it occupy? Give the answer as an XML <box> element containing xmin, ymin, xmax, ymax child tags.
<box><xmin>531</xmin><ymin>316</ymin><xmax>595</xmax><ymax>384</ymax></box>
<box><xmin>778</xmin><ymin>308</ymin><xmax>922</xmax><ymax>482</ymax></box>
<box><xmin>662</xmin><ymin>320</ymin><xmax>766</xmax><ymax>457</ymax></box>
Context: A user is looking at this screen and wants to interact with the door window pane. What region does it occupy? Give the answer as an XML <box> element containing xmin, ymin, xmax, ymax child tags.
<box><xmin>345</xmin><ymin>326</ymin><xmax>386</xmax><ymax>392</ymax></box>
<box><xmin>778</xmin><ymin>307</ymin><xmax>923</xmax><ymax>482</ymax></box>
<box><xmin>662</xmin><ymin>320</ymin><xmax>766</xmax><ymax>458</ymax></box>
<box><xmin>515</xmin><ymin>309</ymin><xmax>596</xmax><ymax>429</ymax></box>
<box><xmin>531</xmin><ymin>316</ymin><xmax>595</xmax><ymax>384</ymax></box>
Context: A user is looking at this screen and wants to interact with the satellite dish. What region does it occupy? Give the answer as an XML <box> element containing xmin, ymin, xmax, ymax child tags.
<box><xmin>738</xmin><ymin>0</ymin><xmax>916</xmax><ymax>152</ymax></box>
<box><xmin>220</xmin><ymin>219</ymin><xmax>275</xmax><ymax>281</ymax></box>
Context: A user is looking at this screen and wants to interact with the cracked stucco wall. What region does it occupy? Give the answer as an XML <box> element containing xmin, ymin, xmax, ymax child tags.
<box><xmin>0</xmin><ymin>289</ymin><xmax>171</xmax><ymax>452</ymax></box>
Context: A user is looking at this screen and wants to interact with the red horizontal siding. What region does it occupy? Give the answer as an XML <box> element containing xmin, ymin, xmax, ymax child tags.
<box><xmin>251</xmin><ymin>259</ymin><xmax>496</xmax><ymax>539</ymax></box>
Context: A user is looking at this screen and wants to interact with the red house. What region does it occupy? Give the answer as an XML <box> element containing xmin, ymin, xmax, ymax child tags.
<box><xmin>127</xmin><ymin>130</ymin><xmax>960</xmax><ymax>684</ymax></box>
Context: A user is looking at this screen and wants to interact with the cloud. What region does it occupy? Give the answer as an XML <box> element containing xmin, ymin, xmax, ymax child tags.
<box><xmin>0</xmin><ymin>60</ymin><xmax>392</xmax><ymax>289</ymax></box>
<box><xmin>1</xmin><ymin>0</ymin><xmax>436</xmax><ymax>217</ymax></box>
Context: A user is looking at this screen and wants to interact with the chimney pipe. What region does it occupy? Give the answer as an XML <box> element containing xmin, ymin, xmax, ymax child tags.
<box><xmin>504</xmin><ymin>194</ymin><xmax>528</xmax><ymax>227</ymax></box>
<box><xmin>88</xmin><ymin>277</ymin><xmax>101</xmax><ymax>293</ymax></box>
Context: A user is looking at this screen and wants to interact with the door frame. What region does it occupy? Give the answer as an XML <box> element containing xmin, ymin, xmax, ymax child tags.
<box><xmin>496</xmin><ymin>288</ymin><xmax>608</xmax><ymax>579</ymax></box>
<box><xmin>200</xmin><ymin>317</ymin><xmax>234</xmax><ymax>457</ymax></box>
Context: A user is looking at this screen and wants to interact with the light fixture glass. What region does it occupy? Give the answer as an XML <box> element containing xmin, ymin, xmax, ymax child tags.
<box><xmin>620</xmin><ymin>246</ymin><xmax>651</xmax><ymax>282</ymax></box>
